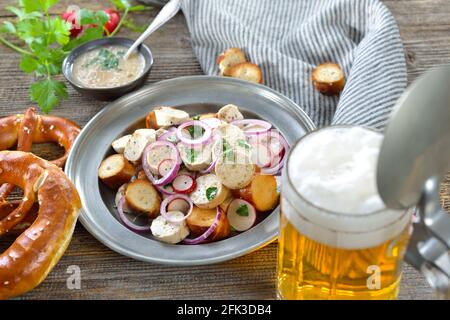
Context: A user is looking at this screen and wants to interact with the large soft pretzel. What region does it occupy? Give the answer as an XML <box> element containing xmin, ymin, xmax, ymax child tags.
<box><xmin>0</xmin><ymin>108</ymin><xmax>80</xmax><ymax>216</ymax></box>
<box><xmin>0</xmin><ymin>107</ymin><xmax>80</xmax><ymax>168</ymax></box>
<box><xmin>0</xmin><ymin>151</ymin><xmax>81</xmax><ymax>299</ymax></box>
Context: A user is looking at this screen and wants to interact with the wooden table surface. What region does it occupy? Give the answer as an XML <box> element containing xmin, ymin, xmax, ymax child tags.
<box><xmin>0</xmin><ymin>0</ymin><xmax>449</xmax><ymax>300</ymax></box>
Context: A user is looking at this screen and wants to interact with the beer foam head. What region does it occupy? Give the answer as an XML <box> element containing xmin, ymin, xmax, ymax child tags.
<box><xmin>283</xmin><ymin>126</ymin><xmax>411</xmax><ymax>249</ymax></box>
<box><xmin>288</xmin><ymin>126</ymin><xmax>384</xmax><ymax>214</ymax></box>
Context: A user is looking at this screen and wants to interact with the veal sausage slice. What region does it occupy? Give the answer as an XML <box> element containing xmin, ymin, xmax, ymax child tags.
<box><xmin>215</xmin><ymin>150</ymin><xmax>255</xmax><ymax>189</ymax></box>
<box><xmin>189</xmin><ymin>174</ymin><xmax>230</xmax><ymax>209</ymax></box>
<box><xmin>217</xmin><ymin>104</ymin><xmax>244</xmax><ymax>123</ymax></box>
<box><xmin>150</xmin><ymin>211</ymin><xmax>190</xmax><ymax>244</ymax></box>
<box><xmin>124</xmin><ymin>129</ymin><xmax>156</xmax><ymax>162</ymax></box>
<box><xmin>112</xmin><ymin>134</ymin><xmax>131</xmax><ymax>154</ymax></box>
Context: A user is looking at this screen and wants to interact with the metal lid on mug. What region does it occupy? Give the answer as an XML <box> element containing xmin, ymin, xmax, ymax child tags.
<box><xmin>377</xmin><ymin>65</ymin><xmax>450</xmax><ymax>209</ymax></box>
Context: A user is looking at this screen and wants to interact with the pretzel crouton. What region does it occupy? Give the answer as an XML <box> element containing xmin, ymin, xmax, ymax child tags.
<box><xmin>312</xmin><ymin>63</ymin><xmax>345</xmax><ymax>96</ymax></box>
<box><xmin>228</xmin><ymin>62</ymin><xmax>263</xmax><ymax>84</ymax></box>
<box><xmin>217</xmin><ymin>48</ymin><xmax>247</xmax><ymax>76</ymax></box>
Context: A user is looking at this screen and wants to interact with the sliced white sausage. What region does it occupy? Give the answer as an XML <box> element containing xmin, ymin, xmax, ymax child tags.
<box><xmin>215</xmin><ymin>150</ymin><xmax>255</xmax><ymax>189</ymax></box>
<box><xmin>145</xmin><ymin>143</ymin><xmax>178</xmax><ymax>175</ymax></box>
<box><xmin>115</xmin><ymin>184</ymin><xmax>133</xmax><ymax>213</ymax></box>
<box><xmin>149</xmin><ymin>107</ymin><xmax>190</xmax><ymax>129</ymax></box>
<box><xmin>177</xmin><ymin>141</ymin><xmax>213</xmax><ymax>171</ymax></box>
<box><xmin>112</xmin><ymin>134</ymin><xmax>132</xmax><ymax>154</ymax></box>
<box><xmin>189</xmin><ymin>174</ymin><xmax>230</xmax><ymax>209</ymax></box>
<box><xmin>150</xmin><ymin>211</ymin><xmax>190</xmax><ymax>244</ymax></box>
<box><xmin>124</xmin><ymin>129</ymin><xmax>156</xmax><ymax>162</ymax></box>
<box><xmin>217</xmin><ymin>104</ymin><xmax>244</xmax><ymax>123</ymax></box>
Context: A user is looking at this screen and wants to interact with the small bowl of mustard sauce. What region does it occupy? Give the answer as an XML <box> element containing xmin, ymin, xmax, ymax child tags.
<box><xmin>63</xmin><ymin>37</ymin><xmax>153</xmax><ymax>101</ymax></box>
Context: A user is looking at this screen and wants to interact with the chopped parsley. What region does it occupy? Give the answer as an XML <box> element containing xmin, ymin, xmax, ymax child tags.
<box><xmin>186</xmin><ymin>148</ymin><xmax>198</xmax><ymax>163</ymax></box>
<box><xmin>222</xmin><ymin>139</ymin><xmax>234</xmax><ymax>160</ymax></box>
<box><xmin>238</xmin><ymin>139</ymin><xmax>251</xmax><ymax>150</ymax></box>
<box><xmin>236</xmin><ymin>204</ymin><xmax>249</xmax><ymax>217</ymax></box>
<box><xmin>206</xmin><ymin>187</ymin><xmax>218</xmax><ymax>201</ymax></box>
<box><xmin>192</xmin><ymin>115</ymin><xmax>200</xmax><ymax>120</ymax></box>
<box><xmin>167</xmin><ymin>134</ymin><xmax>177</xmax><ymax>143</ymax></box>
<box><xmin>187</xmin><ymin>125</ymin><xmax>205</xmax><ymax>139</ymax></box>
<box><xmin>83</xmin><ymin>48</ymin><xmax>123</xmax><ymax>71</ymax></box>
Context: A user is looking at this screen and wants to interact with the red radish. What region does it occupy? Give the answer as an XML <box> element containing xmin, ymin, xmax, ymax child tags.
<box><xmin>251</xmin><ymin>143</ymin><xmax>272</xmax><ymax>168</ymax></box>
<box><xmin>172</xmin><ymin>174</ymin><xmax>196</xmax><ymax>194</ymax></box>
<box><xmin>167</xmin><ymin>198</ymin><xmax>190</xmax><ymax>213</ymax></box>
<box><xmin>158</xmin><ymin>159</ymin><xmax>174</xmax><ymax>177</ymax></box>
<box><xmin>104</xmin><ymin>9</ymin><xmax>121</xmax><ymax>35</ymax></box>
<box><xmin>227</xmin><ymin>199</ymin><xmax>256</xmax><ymax>232</ymax></box>
<box><xmin>61</xmin><ymin>11</ymin><xmax>83</xmax><ymax>37</ymax></box>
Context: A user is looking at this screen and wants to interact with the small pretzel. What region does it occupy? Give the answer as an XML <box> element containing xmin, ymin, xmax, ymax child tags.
<box><xmin>0</xmin><ymin>108</ymin><xmax>80</xmax><ymax>228</ymax></box>
<box><xmin>0</xmin><ymin>151</ymin><xmax>81</xmax><ymax>299</ymax></box>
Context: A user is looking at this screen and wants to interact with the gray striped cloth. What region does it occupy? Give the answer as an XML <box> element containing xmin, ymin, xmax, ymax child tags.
<box><xmin>180</xmin><ymin>0</ymin><xmax>407</xmax><ymax>129</ymax></box>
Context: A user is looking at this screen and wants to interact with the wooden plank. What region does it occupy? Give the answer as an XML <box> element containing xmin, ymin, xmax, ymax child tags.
<box><xmin>0</xmin><ymin>0</ymin><xmax>447</xmax><ymax>299</ymax></box>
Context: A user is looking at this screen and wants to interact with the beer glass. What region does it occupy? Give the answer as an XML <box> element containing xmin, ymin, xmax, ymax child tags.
<box><xmin>277</xmin><ymin>126</ymin><xmax>413</xmax><ymax>300</ymax></box>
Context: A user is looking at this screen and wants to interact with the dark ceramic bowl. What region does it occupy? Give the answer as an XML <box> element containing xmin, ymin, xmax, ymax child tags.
<box><xmin>62</xmin><ymin>37</ymin><xmax>153</xmax><ymax>101</ymax></box>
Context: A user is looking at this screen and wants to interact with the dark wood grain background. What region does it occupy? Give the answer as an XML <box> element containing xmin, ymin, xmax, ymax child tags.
<box><xmin>0</xmin><ymin>0</ymin><xmax>449</xmax><ymax>299</ymax></box>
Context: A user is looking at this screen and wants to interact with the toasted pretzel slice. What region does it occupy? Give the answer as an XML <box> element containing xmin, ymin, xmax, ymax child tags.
<box><xmin>228</xmin><ymin>62</ymin><xmax>263</xmax><ymax>84</ymax></box>
<box><xmin>217</xmin><ymin>48</ymin><xmax>247</xmax><ymax>76</ymax></box>
<box><xmin>0</xmin><ymin>151</ymin><xmax>81</xmax><ymax>299</ymax></box>
<box><xmin>312</xmin><ymin>63</ymin><xmax>346</xmax><ymax>96</ymax></box>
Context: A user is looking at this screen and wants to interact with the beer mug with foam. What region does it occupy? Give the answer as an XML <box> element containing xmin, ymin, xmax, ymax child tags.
<box><xmin>277</xmin><ymin>126</ymin><xmax>413</xmax><ymax>299</ymax></box>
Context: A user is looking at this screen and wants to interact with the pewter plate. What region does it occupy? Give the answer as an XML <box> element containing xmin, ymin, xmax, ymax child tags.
<box><xmin>66</xmin><ymin>76</ymin><xmax>315</xmax><ymax>265</ymax></box>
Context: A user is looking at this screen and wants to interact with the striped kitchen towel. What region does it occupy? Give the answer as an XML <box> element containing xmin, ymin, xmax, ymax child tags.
<box><xmin>180</xmin><ymin>0</ymin><xmax>407</xmax><ymax>129</ymax></box>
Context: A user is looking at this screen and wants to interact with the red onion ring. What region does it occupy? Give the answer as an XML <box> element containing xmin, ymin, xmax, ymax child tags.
<box><xmin>183</xmin><ymin>207</ymin><xmax>222</xmax><ymax>245</ymax></box>
<box><xmin>155</xmin><ymin>183</ymin><xmax>175</xmax><ymax>195</ymax></box>
<box><xmin>117</xmin><ymin>197</ymin><xmax>151</xmax><ymax>232</ymax></box>
<box><xmin>201</xmin><ymin>117</ymin><xmax>222</xmax><ymax>129</ymax></box>
<box><xmin>176</xmin><ymin>120</ymin><xmax>212</xmax><ymax>146</ymax></box>
<box><xmin>160</xmin><ymin>194</ymin><xmax>193</xmax><ymax>223</ymax></box>
<box><xmin>260</xmin><ymin>131</ymin><xmax>289</xmax><ymax>175</ymax></box>
<box><xmin>143</xmin><ymin>141</ymin><xmax>181</xmax><ymax>186</ymax></box>
<box><xmin>231</xmin><ymin>119</ymin><xmax>271</xmax><ymax>135</ymax></box>
<box><xmin>158</xmin><ymin>127</ymin><xmax>177</xmax><ymax>142</ymax></box>
<box><xmin>200</xmin><ymin>158</ymin><xmax>217</xmax><ymax>174</ymax></box>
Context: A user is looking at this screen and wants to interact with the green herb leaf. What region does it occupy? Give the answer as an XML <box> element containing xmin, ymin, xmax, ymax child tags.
<box><xmin>192</xmin><ymin>115</ymin><xmax>200</xmax><ymax>120</ymax></box>
<box><xmin>1</xmin><ymin>21</ymin><xmax>17</xmax><ymax>34</ymax></box>
<box><xmin>6</xmin><ymin>6</ymin><xmax>43</xmax><ymax>21</ymax></box>
<box><xmin>222</xmin><ymin>139</ymin><xmax>234</xmax><ymax>160</ymax></box>
<box><xmin>187</xmin><ymin>125</ymin><xmax>204</xmax><ymax>139</ymax></box>
<box><xmin>63</xmin><ymin>27</ymin><xmax>103</xmax><ymax>51</ymax></box>
<box><xmin>109</xmin><ymin>0</ymin><xmax>131</xmax><ymax>10</ymax></box>
<box><xmin>236</xmin><ymin>204</ymin><xmax>249</xmax><ymax>217</ymax></box>
<box><xmin>17</xmin><ymin>19</ymin><xmax>46</xmax><ymax>44</ymax></box>
<box><xmin>238</xmin><ymin>139</ymin><xmax>251</xmax><ymax>150</ymax></box>
<box><xmin>19</xmin><ymin>0</ymin><xmax>59</xmax><ymax>13</ymax></box>
<box><xmin>30</xmin><ymin>78</ymin><xmax>68</xmax><ymax>113</ymax></box>
<box><xmin>206</xmin><ymin>187</ymin><xmax>218</xmax><ymax>201</ymax></box>
<box><xmin>19</xmin><ymin>54</ymin><xmax>39</xmax><ymax>73</ymax></box>
<box><xmin>48</xmin><ymin>17</ymin><xmax>71</xmax><ymax>45</ymax></box>
<box><xmin>186</xmin><ymin>148</ymin><xmax>198</xmax><ymax>163</ymax></box>
<box><xmin>128</xmin><ymin>5</ymin><xmax>153</xmax><ymax>12</ymax></box>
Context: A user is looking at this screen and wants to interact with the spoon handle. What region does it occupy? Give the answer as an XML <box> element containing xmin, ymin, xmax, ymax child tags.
<box><xmin>124</xmin><ymin>0</ymin><xmax>182</xmax><ymax>59</ymax></box>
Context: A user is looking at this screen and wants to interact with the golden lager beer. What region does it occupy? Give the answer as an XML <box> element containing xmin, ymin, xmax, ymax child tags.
<box><xmin>277</xmin><ymin>126</ymin><xmax>413</xmax><ymax>300</ymax></box>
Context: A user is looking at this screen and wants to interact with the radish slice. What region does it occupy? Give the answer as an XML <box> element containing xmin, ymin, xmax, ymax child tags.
<box><xmin>143</xmin><ymin>141</ymin><xmax>181</xmax><ymax>186</ymax></box>
<box><xmin>160</xmin><ymin>194</ymin><xmax>193</xmax><ymax>223</ymax></box>
<box><xmin>227</xmin><ymin>199</ymin><xmax>256</xmax><ymax>232</ymax></box>
<box><xmin>158</xmin><ymin>159</ymin><xmax>174</xmax><ymax>176</ymax></box>
<box><xmin>172</xmin><ymin>174</ymin><xmax>196</xmax><ymax>194</ymax></box>
<box><xmin>231</xmin><ymin>119</ymin><xmax>271</xmax><ymax>135</ymax></box>
<box><xmin>117</xmin><ymin>197</ymin><xmax>151</xmax><ymax>232</ymax></box>
<box><xmin>176</xmin><ymin>120</ymin><xmax>212</xmax><ymax>146</ymax></box>
<box><xmin>251</xmin><ymin>143</ymin><xmax>272</xmax><ymax>168</ymax></box>
<box><xmin>260</xmin><ymin>130</ymin><xmax>289</xmax><ymax>176</ymax></box>
<box><xmin>183</xmin><ymin>207</ymin><xmax>222</xmax><ymax>245</ymax></box>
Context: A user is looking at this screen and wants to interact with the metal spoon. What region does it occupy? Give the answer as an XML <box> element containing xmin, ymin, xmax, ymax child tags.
<box><xmin>124</xmin><ymin>0</ymin><xmax>182</xmax><ymax>60</ymax></box>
